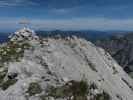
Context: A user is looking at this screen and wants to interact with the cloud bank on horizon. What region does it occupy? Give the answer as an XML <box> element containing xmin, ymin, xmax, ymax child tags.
<box><xmin>0</xmin><ymin>0</ymin><xmax>133</xmax><ymax>31</ymax></box>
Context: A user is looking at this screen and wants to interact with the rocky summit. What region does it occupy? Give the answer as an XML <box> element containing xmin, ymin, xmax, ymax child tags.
<box><xmin>0</xmin><ymin>28</ymin><xmax>133</xmax><ymax>100</ymax></box>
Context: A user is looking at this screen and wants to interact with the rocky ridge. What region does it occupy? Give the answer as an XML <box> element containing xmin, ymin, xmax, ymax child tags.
<box><xmin>0</xmin><ymin>28</ymin><xmax>133</xmax><ymax>100</ymax></box>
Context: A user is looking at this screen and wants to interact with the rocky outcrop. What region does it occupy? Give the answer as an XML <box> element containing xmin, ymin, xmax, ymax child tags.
<box><xmin>0</xmin><ymin>28</ymin><xmax>133</xmax><ymax>100</ymax></box>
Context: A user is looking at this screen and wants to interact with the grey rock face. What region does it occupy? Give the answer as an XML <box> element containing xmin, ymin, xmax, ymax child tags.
<box><xmin>95</xmin><ymin>34</ymin><xmax>133</xmax><ymax>75</ymax></box>
<box><xmin>0</xmin><ymin>29</ymin><xmax>133</xmax><ymax>100</ymax></box>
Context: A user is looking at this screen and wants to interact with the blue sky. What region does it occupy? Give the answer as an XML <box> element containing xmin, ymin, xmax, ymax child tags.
<box><xmin>1</xmin><ymin>0</ymin><xmax>133</xmax><ymax>31</ymax></box>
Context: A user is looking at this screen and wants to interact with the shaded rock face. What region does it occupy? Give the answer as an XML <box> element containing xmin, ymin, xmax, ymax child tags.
<box><xmin>95</xmin><ymin>34</ymin><xmax>133</xmax><ymax>75</ymax></box>
<box><xmin>0</xmin><ymin>29</ymin><xmax>133</xmax><ymax>100</ymax></box>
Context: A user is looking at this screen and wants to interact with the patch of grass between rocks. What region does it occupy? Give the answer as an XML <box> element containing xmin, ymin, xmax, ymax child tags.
<box><xmin>47</xmin><ymin>80</ymin><xmax>111</xmax><ymax>100</ymax></box>
<box><xmin>26</xmin><ymin>82</ymin><xmax>42</xmax><ymax>96</ymax></box>
<box><xmin>0</xmin><ymin>78</ymin><xmax>17</xmax><ymax>90</ymax></box>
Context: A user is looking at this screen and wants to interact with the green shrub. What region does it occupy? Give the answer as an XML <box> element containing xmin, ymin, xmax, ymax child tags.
<box><xmin>0</xmin><ymin>69</ymin><xmax>8</xmax><ymax>84</ymax></box>
<box><xmin>27</xmin><ymin>82</ymin><xmax>42</xmax><ymax>96</ymax></box>
<box><xmin>47</xmin><ymin>80</ymin><xmax>89</xmax><ymax>100</ymax></box>
<box><xmin>69</xmin><ymin>80</ymin><xmax>88</xmax><ymax>97</ymax></box>
<box><xmin>94</xmin><ymin>91</ymin><xmax>111</xmax><ymax>100</ymax></box>
<box><xmin>0</xmin><ymin>41</ymin><xmax>30</xmax><ymax>65</ymax></box>
<box><xmin>47</xmin><ymin>85</ymin><xmax>66</xmax><ymax>98</ymax></box>
<box><xmin>47</xmin><ymin>80</ymin><xmax>111</xmax><ymax>100</ymax></box>
<box><xmin>0</xmin><ymin>79</ymin><xmax>17</xmax><ymax>90</ymax></box>
<box><xmin>40</xmin><ymin>95</ymin><xmax>47</xmax><ymax>100</ymax></box>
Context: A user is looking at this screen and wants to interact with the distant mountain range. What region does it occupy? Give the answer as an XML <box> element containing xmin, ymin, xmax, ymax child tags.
<box><xmin>36</xmin><ymin>30</ymin><xmax>115</xmax><ymax>41</ymax></box>
<box><xmin>0</xmin><ymin>30</ymin><xmax>114</xmax><ymax>43</ymax></box>
<box><xmin>0</xmin><ymin>33</ymin><xmax>10</xmax><ymax>43</ymax></box>
<box><xmin>0</xmin><ymin>30</ymin><xmax>130</xmax><ymax>43</ymax></box>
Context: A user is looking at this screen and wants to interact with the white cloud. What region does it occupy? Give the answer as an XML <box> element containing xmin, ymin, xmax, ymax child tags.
<box><xmin>30</xmin><ymin>18</ymin><xmax>133</xmax><ymax>31</ymax></box>
<box><xmin>0</xmin><ymin>0</ymin><xmax>38</xmax><ymax>7</ymax></box>
<box><xmin>50</xmin><ymin>8</ymin><xmax>70</xmax><ymax>14</ymax></box>
<box><xmin>1</xmin><ymin>18</ymin><xmax>133</xmax><ymax>31</ymax></box>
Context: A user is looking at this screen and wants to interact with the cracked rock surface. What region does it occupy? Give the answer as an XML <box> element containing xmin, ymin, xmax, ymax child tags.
<box><xmin>0</xmin><ymin>28</ymin><xmax>133</xmax><ymax>100</ymax></box>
